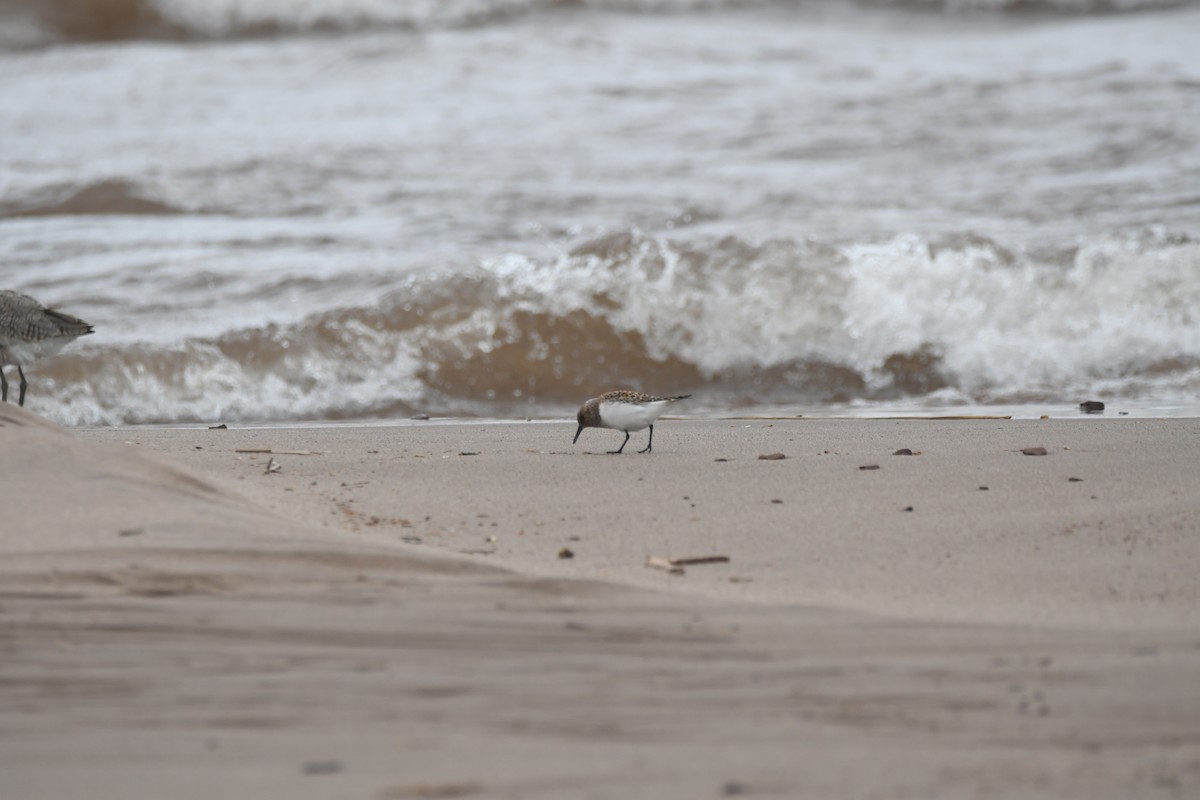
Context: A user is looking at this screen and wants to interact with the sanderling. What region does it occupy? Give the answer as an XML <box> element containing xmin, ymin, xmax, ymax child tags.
<box><xmin>573</xmin><ymin>390</ymin><xmax>691</xmax><ymax>454</ymax></box>
<box><xmin>0</xmin><ymin>290</ymin><xmax>94</xmax><ymax>407</ymax></box>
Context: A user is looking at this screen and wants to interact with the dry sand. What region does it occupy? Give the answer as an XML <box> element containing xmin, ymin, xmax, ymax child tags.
<box><xmin>2</xmin><ymin>405</ymin><xmax>1198</xmax><ymax>799</ymax></box>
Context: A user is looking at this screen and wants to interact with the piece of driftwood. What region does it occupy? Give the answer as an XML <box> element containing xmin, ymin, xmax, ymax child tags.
<box><xmin>645</xmin><ymin>556</ymin><xmax>686</xmax><ymax>575</ymax></box>
<box><xmin>645</xmin><ymin>554</ymin><xmax>731</xmax><ymax>575</ymax></box>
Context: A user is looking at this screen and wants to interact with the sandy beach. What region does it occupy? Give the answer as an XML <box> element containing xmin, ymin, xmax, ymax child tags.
<box><xmin>3</xmin><ymin>406</ymin><xmax>1199</xmax><ymax>799</ymax></box>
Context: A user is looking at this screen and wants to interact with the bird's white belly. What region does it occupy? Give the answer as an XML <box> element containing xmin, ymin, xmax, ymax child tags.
<box><xmin>2</xmin><ymin>338</ymin><xmax>71</xmax><ymax>365</ymax></box>
<box><xmin>598</xmin><ymin>400</ymin><xmax>665</xmax><ymax>432</ymax></box>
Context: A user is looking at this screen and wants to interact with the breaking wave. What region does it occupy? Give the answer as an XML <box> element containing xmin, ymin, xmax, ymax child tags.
<box><xmin>5</xmin><ymin>0</ymin><xmax>1194</xmax><ymax>46</ymax></box>
<box><xmin>26</xmin><ymin>228</ymin><xmax>1200</xmax><ymax>425</ymax></box>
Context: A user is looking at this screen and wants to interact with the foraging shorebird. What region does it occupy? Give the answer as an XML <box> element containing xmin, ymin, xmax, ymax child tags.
<box><xmin>573</xmin><ymin>390</ymin><xmax>691</xmax><ymax>454</ymax></box>
<box><xmin>0</xmin><ymin>290</ymin><xmax>94</xmax><ymax>407</ymax></box>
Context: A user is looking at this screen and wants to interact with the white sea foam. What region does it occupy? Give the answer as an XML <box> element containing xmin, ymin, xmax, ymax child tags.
<box><xmin>488</xmin><ymin>229</ymin><xmax>1200</xmax><ymax>396</ymax></box>
<box><xmin>135</xmin><ymin>0</ymin><xmax>1200</xmax><ymax>39</ymax></box>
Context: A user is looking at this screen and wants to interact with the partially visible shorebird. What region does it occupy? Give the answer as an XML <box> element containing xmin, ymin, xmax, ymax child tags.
<box><xmin>573</xmin><ymin>390</ymin><xmax>691</xmax><ymax>454</ymax></box>
<box><xmin>0</xmin><ymin>290</ymin><xmax>94</xmax><ymax>407</ymax></box>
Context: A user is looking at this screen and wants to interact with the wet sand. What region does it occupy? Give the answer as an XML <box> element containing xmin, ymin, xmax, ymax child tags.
<box><xmin>2</xmin><ymin>405</ymin><xmax>1198</xmax><ymax>799</ymax></box>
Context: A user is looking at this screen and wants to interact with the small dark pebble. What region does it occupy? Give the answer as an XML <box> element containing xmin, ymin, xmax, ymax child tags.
<box><xmin>118</xmin><ymin>528</ymin><xmax>144</xmax><ymax>537</ymax></box>
<box><xmin>302</xmin><ymin>760</ymin><xmax>343</xmax><ymax>776</ymax></box>
<box><xmin>859</xmin><ymin>464</ymin><xmax>880</xmax><ymax>470</ymax></box>
<box><xmin>1068</xmin><ymin>477</ymin><xmax>1084</xmax><ymax>482</ymax></box>
<box><xmin>771</xmin><ymin>499</ymin><xmax>783</xmax><ymax>504</ymax></box>
<box><xmin>903</xmin><ymin>506</ymin><xmax>914</xmax><ymax>512</ymax></box>
<box><xmin>1079</xmin><ymin>400</ymin><xmax>1105</xmax><ymax>413</ymax></box>
<box><xmin>714</xmin><ymin>457</ymin><xmax>729</xmax><ymax>462</ymax></box>
<box><xmin>758</xmin><ymin>452</ymin><xmax>786</xmax><ymax>460</ymax></box>
<box><xmin>459</xmin><ymin>451</ymin><xmax>480</xmax><ymax>456</ymax></box>
<box><xmin>208</xmin><ymin>423</ymin><xmax>227</xmax><ymax>430</ymax></box>
<box><xmin>1021</xmin><ymin>447</ymin><xmax>1048</xmax><ymax>456</ymax></box>
<box><xmin>979</xmin><ymin>486</ymin><xmax>989</xmax><ymax>491</ymax></box>
<box><xmin>558</xmin><ymin>547</ymin><xmax>575</xmax><ymax>559</ymax></box>
<box><xmin>893</xmin><ymin>448</ymin><xmax>914</xmax><ymax>456</ymax></box>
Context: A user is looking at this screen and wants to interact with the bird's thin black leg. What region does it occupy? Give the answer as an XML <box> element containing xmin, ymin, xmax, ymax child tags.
<box><xmin>0</xmin><ymin>368</ymin><xmax>7</xmax><ymax>403</ymax></box>
<box><xmin>638</xmin><ymin>424</ymin><xmax>654</xmax><ymax>453</ymax></box>
<box><xmin>608</xmin><ymin>431</ymin><xmax>631</xmax><ymax>455</ymax></box>
<box><xmin>17</xmin><ymin>366</ymin><xmax>27</xmax><ymax>407</ymax></box>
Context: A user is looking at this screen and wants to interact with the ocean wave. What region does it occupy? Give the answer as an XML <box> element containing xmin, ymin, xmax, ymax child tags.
<box><xmin>7</xmin><ymin>0</ymin><xmax>1194</xmax><ymax>46</ymax></box>
<box><xmin>0</xmin><ymin>180</ymin><xmax>185</xmax><ymax>218</ymax></box>
<box><xmin>860</xmin><ymin>0</ymin><xmax>1192</xmax><ymax>13</ymax></box>
<box><xmin>21</xmin><ymin>228</ymin><xmax>1200</xmax><ymax>425</ymax></box>
<box><xmin>2</xmin><ymin>0</ymin><xmax>748</xmax><ymax>45</ymax></box>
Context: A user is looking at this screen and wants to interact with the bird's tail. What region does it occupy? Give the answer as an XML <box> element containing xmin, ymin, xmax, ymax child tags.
<box><xmin>44</xmin><ymin>308</ymin><xmax>94</xmax><ymax>337</ymax></box>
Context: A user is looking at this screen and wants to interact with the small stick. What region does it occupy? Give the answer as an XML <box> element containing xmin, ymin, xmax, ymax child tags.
<box><xmin>669</xmin><ymin>555</ymin><xmax>731</xmax><ymax>566</ymax></box>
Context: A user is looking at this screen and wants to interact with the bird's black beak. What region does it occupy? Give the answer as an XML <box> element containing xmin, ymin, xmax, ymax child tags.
<box><xmin>573</xmin><ymin>424</ymin><xmax>584</xmax><ymax>445</ymax></box>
